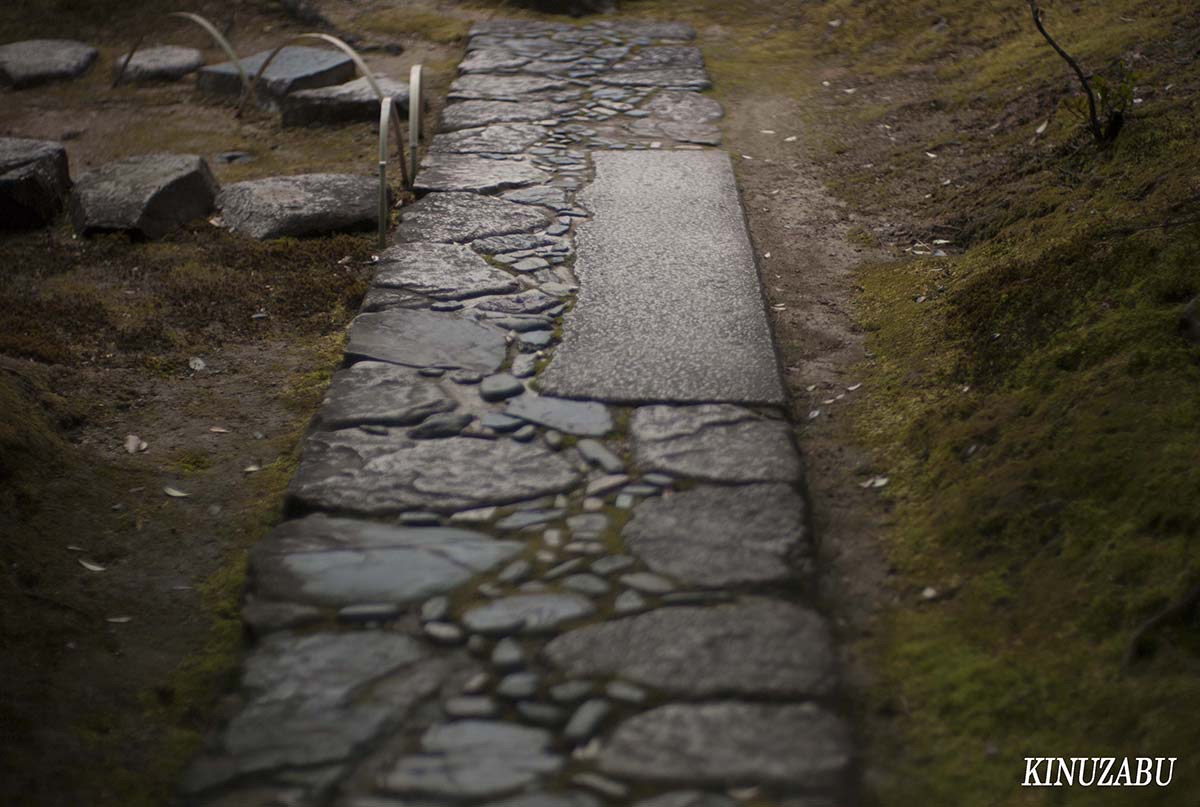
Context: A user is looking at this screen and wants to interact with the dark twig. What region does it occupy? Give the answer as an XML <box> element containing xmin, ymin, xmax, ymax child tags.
<box><xmin>1028</xmin><ymin>0</ymin><xmax>1105</xmax><ymax>144</ymax></box>
<box><xmin>1124</xmin><ymin>581</ymin><xmax>1200</xmax><ymax>670</ymax></box>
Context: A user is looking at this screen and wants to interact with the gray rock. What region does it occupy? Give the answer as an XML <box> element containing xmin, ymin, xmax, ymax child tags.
<box><xmin>539</xmin><ymin>152</ymin><xmax>783</xmax><ymax>404</ymax></box>
<box><xmin>517</xmin><ymin>701</ymin><xmax>565</xmax><ymax>725</ymax></box>
<box><xmin>0</xmin><ymin>39</ymin><xmax>97</xmax><ymax>88</ymax></box>
<box><xmin>432</xmin><ymin>123</ymin><xmax>547</xmax><ymax>154</ymax></box>
<box><xmin>614</xmin><ymin>47</ymin><xmax>705</xmax><ymax>73</ymax></box>
<box><xmin>561</xmin><ymin>573</ymin><xmax>609</xmax><ymax>596</ymax></box>
<box><xmin>218</xmin><ymin>173</ymin><xmax>378</xmax><ymax>239</ymax></box>
<box><xmin>631</xmin><ymin>405</ymin><xmax>800</xmax><ymax>482</ymax></box>
<box><xmin>70</xmin><ymin>153</ymin><xmax>217</xmax><ymax>239</ymax></box>
<box><xmin>481</xmin><ymin>792</ymin><xmax>601</xmax><ymax>807</ymax></box>
<box><xmin>446</xmin><ymin>696</ymin><xmax>499</xmax><ymax>718</ymax></box>
<box><xmin>623</xmin><ymin>484</ymin><xmax>808</xmax><ymax>587</ymax></box>
<box><xmin>398</xmin><ymin>191</ymin><xmax>550</xmax><ymax>243</ymax></box>
<box><xmin>549</xmin><ymin>680</ymin><xmax>594</xmax><ymax>703</ymax></box>
<box><xmin>182</xmin><ymin>632</ymin><xmax>437</xmax><ymax>792</ymax></box>
<box><xmin>506</xmin><ymin>395</ymin><xmax>612</xmax><ymax>437</ymax></box>
<box><xmin>633</xmin><ymin>792</ymin><xmax>737</xmax><ymax>807</ymax></box>
<box><xmin>630</xmin><ymin>118</ymin><xmax>722</xmax><ymax>146</ymax></box>
<box><xmin>338</xmin><ymin>603</ymin><xmax>401</xmax><ymax>623</ymax></box>
<box><xmin>197</xmin><ymin>46</ymin><xmax>355</xmax><ymax>104</ymax></box>
<box><xmin>518</xmin><ymin>330</ymin><xmax>554</xmax><ymax>352</ymax></box>
<box><xmin>614</xmin><ymin>590</ymin><xmax>646</xmax><ymax>613</ymax></box>
<box><xmin>281</xmin><ymin>75</ymin><xmax>410</xmax><ymax>127</ymax></box>
<box><xmin>381</xmin><ymin>720</ymin><xmax>562</xmax><ymax>800</ymax></box>
<box><xmin>641</xmin><ymin>90</ymin><xmax>724</xmax><ymax>123</ymax></box>
<box><xmin>598</xmin><ymin>702</ymin><xmax>851</xmax><ymax>789</ymax></box>
<box><xmin>360</xmin><ymin>287</ymin><xmax>428</xmax><ymax>312</ymax></box>
<box><xmin>289</xmin><ymin>430</ymin><xmax>581</xmax><ymax>514</ymax></box>
<box><xmin>495</xmin><ymin>509</ymin><xmax>562</xmax><ymax>530</ymax></box>
<box><xmin>590</xmin><ymin>554</ymin><xmax>634</xmax><ymax>575</ymax></box>
<box><xmin>473</xmin><ymin>231</ymin><xmax>561</xmax><ymax>253</ymax></box>
<box><xmin>374</xmin><ymin>242</ymin><xmax>519</xmax><ymax>300</ymax></box>
<box><xmin>425</xmin><ymin>621</ymin><xmax>466</xmax><ymax>644</ymax></box>
<box><xmin>459</xmin><ymin>48</ymin><xmax>531</xmax><ymax>74</ymax></box>
<box><xmin>606</xmin><ymin>680</ymin><xmax>647</xmax><ymax>703</ymax></box>
<box><xmin>497</xmin><ymin>671</ymin><xmax>539</xmax><ymax>699</ymax></box>
<box><xmin>113</xmin><ymin>45</ymin><xmax>204</xmax><ymax>83</ymax></box>
<box><xmin>421</xmin><ymin>595</ymin><xmax>450</xmax><ymax>622</ymax></box>
<box><xmin>450</xmin><ymin>73</ymin><xmax>567</xmax><ymax>101</ymax></box>
<box><xmin>251</xmin><ymin>514</ymin><xmax>521</xmax><ymax>607</ymax></box>
<box><xmin>319</xmin><ymin>361</ymin><xmax>456</xmax><ymax>428</ymax></box>
<box><xmin>501</xmin><ymin>185</ymin><xmax>569</xmax><ymax>209</ymax></box>
<box><xmin>345</xmin><ymin>310</ymin><xmax>507</xmax><ymax>373</ymax></box>
<box><xmin>415</xmin><ymin>154</ymin><xmax>550</xmax><ymax>194</ymax></box>
<box><xmin>563</xmin><ymin>698</ymin><xmax>610</xmax><ymax>743</ymax></box>
<box><xmin>491</xmin><ymin>637</ymin><xmax>525</xmax><ymax>669</ymax></box>
<box><xmin>0</xmin><ymin>137</ymin><xmax>70</xmax><ymax>229</ymax></box>
<box><xmin>576</xmin><ymin>439</ymin><xmax>624</xmax><ymax>473</ymax></box>
<box><xmin>619</xmin><ymin>572</ymin><xmax>674</xmax><ymax>594</ymax></box>
<box><xmin>441</xmin><ymin>100</ymin><xmax>559</xmax><ymax>132</ymax></box>
<box><xmin>480</xmin><ymin>373</ymin><xmax>526</xmax><ymax>402</ymax></box>
<box><xmin>545</xmin><ymin>599</ymin><xmax>836</xmax><ymax>697</ymax></box>
<box><xmin>462</xmin><ymin>593</ymin><xmax>595</xmax><ymax>635</ymax></box>
<box><xmin>409</xmin><ymin>412</ymin><xmax>474</xmax><ymax>438</ymax></box>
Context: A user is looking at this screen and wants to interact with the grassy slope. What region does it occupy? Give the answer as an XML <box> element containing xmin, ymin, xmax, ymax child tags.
<box><xmin>618</xmin><ymin>0</ymin><xmax>1200</xmax><ymax>803</ymax></box>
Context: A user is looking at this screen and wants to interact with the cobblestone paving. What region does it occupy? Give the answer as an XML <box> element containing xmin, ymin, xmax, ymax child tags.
<box><xmin>180</xmin><ymin>18</ymin><xmax>852</xmax><ymax>807</ymax></box>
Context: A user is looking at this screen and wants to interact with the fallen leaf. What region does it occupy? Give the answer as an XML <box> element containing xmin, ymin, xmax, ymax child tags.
<box><xmin>925</xmin><ymin>151</ymin><xmax>938</xmax><ymax>159</ymax></box>
<box><xmin>79</xmin><ymin>559</ymin><xmax>106</xmax><ymax>572</ymax></box>
<box><xmin>760</xmin><ymin>129</ymin><xmax>775</xmax><ymax>134</ymax></box>
<box><xmin>67</xmin><ymin>545</ymin><xmax>84</xmax><ymax>552</ymax></box>
<box><xmin>106</xmin><ymin>616</ymin><xmax>133</xmax><ymax>623</ymax></box>
<box><xmin>808</xmin><ymin>409</ymin><xmax>821</xmax><ymax>420</ymax></box>
<box><xmin>188</xmin><ymin>356</ymin><xmax>206</xmax><ymax>372</ymax></box>
<box><xmin>243</xmin><ymin>464</ymin><xmax>262</xmax><ymax>474</ymax></box>
<box><xmin>1035</xmin><ymin>120</ymin><xmax>1049</xmax><ymax>135</ymax></box>
<box><xmin>209</xmin><ymin>426</ymin><xmax>230</xmax><ymax>434</ymax></box>
<box><xmin>921</xmin><ymin>587</ymin><xmax>938</xmax><ymax>601</ymax></box>
<box><xmin>124</xmin><ymin>434</ymin><xmax>141</xmax><ymax>454</ymax></box>
<box><xmin>163</xmin><ymin>486</ymin><xmax>190</xmax><ymax>498</ymax></box>
<box><xmin>859</xmin><ymin>476</ymin><xmax>890</xmax><ymax>489</ymax></box>
<box><xmin>847</xmin><ymin>383</ymin><xmax>863</xmax><ymax>392</ymax></box>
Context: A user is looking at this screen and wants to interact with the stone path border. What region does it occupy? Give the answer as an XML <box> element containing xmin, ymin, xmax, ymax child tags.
<box><xmin>180</xmin><ymin>18</ymin><xmax>853</xmax><ymax>807</ymax></box>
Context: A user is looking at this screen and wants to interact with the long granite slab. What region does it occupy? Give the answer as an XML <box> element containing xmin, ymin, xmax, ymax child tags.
<box><xmin>539</xmin><ymin>150</ymin><xmax>784</xmax><ymax>404</ymax></box>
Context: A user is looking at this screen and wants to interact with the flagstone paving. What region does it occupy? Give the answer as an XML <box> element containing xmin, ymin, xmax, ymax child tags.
<box><xmin>181</xmin><ymin>17</ymin><xmax>853</xmax><ymax>807</ymax></box>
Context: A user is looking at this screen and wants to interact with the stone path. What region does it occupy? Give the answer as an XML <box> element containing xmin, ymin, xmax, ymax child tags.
<box><xmin>180</xmin><ymin>18</ymin><xmax>852</xmax><ymax>807</ymax></box>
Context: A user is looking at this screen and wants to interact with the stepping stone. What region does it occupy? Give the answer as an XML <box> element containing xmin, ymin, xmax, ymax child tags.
<box><xmin>318</xmin><ymin>361</ymin><xmax>456</xmax><ymax>428</ymax></box>
<box><xmin>218</xmin><ymin>173</ymin><xmax>378</xmax><ymax>239</ymax></box>
<box><xmin>250</xmin><ymin>514</ymin><xmax>521</xmax><ymax>607</ymax></box>
<box><xmin>70</xmin><ymin>153</ymin><xmax>218</xmax><ymax>240</ymax></box>
<box><xmin>623</xmin><ymin>484</ymin><xmax>808</xmax><ymax>587</ymax></box>
<box><xmin>0</xmin><ymin>39</ymin><xmax>97</xmax><ymax>88</ymax></box>
<box><xmin>641</xmin><ymin>90</ymin><xmax>724</xmax><ymax>123</ymax></box>
<box><xmin>432</xmin><ymin>123</ymin><xmax>547</xmax><ymax>155</ymax></box>
<box><xmin>0</xmin><ymin>137</ymin><xmax>70</xmax><ymax>230</ymax></box>
<box><xmin>539</xmin><ymin>151</ymin><xmax>783</xmax><ymax>404</ymax></box>
<box><xmin>441</xmin><ymin>100</ymin><xmax>559</xmax><ymax>132</ymax></box>
<box><xmin>631</xmin><ymin>405</ymin><xmax>800</xmax><ymax>482</ymax></box>
<box><xmin>345</xmin><ymin>310</ymin><xmax>507</xmax><ymax>372</ymax></box>
<box><xmin>373</xmin><ymin>242</ymin><xmax>519</xmax><ymax>300</ymax></box>
<box><xmin>288</xmin><ymin>431</ymin><xmax>581</xmax><ymax>514</ymax></box>
<box><xmin>196</xmin><ymin>46</ymin><xmax>355</xmax><ymax>103</ymax></box>
<box><xmin>181</xmin><ymin>632</ymin><xmax>435</xmax><ymax>793</ymax></box>
<box><xmin>113</xmin><ymin>45</ymin><xmax>204</xmax><ymax>83</ymax></box>
<box><xmin>397</xmin><ymin>191</ymin><xmax>549</xmax><ymax>244</ymax></box>
<box><xmin>381</xmin><ymin>721</ymin><xmax>562</xmax><ymax>801</ymax></box>
<box><xmin>280</xmin><ymin>75</ymin><xmax>410</xmax><ymax>127</ymax></box>
<box><xmin>599</xmin><ymin>68</ymin><xmax>711</xmax><ymax>90</ymax></box>
<box><xmin>544</xmin><ymin>599</ymin><xmax>835</xmax><ymax>696</ymax></box>
<box><xmin>459</xmin><ymin>48</ymin><xmax>531</xmax><ymax>74</ymax></box>
<box><xmin>462</xmin><ymin>593</ymin><xmax>595</xmax><ymax>635</ymax></box>
<box><xmin>449</xmin><ymin>74</ymin><xmax>567</xmax><ymax>101</ymax></box>
<box><xmin>414</xmin><ymin>154</ymin><xmax>550</xmax><ymax>194</ymax></box>
<box><xmin>505</xmin><ymin>394</ymin><xmax>612</xmax><ymax>437</ymax></box>
<box><xmin>634</xmin><ymin>793</ymin><xmax>737</xmax><ymax>807</ymax></box>
<box><xmin>598</xmin><ymin>702</ymin><xmax>851</xmax><ymax>789</ymax></box>
<box><xmin>613</xmin><ymin>47</ymin><xmax>705</xmax><ymax>72</ymax></box>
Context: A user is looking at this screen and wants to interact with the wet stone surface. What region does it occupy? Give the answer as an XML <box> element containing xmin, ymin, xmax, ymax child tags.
<box><xmin>113</xmin><ymin>45</ymin><xmax>204</xmax><ymax>83</ymax></box>
<box><xmin>197</xmin><ymin>46</ymin><xmax>354</xmax><ymax>103</ymax></box>
<box><xmin>218</xmin><ymin>173</ymin><xmax>378</xmax><ymax>239</ymax></box>
<box><xmin>318</xmin><ymin>361</ymin><xmax>456</xmax><ymax>429</ymax></box>
<box><xmin>397</xmin><ymin>191</ymin><xmax>550</xmax><ymax>243</ymax></box>
<box><xmin>345</xmin><ymin>310</ymin><xmax>507</xmax><ymax>373</ymax></box>
<box><xmin>0</xmin><ymin>39</ymin><xmax>97</xmax><ymax>88</ymax></box>
<box><xmin>71</xmin><ymin>153</ymin><xmax>218</xmax><ymax>240</ymax></box>
<box><xmin>373</xmin><ymin>242</ymin><xmax>519</xmax><ymax>301</ymax></box>
<box><xmin>414</xmin><ymin>153</ymin><xmax>550</xmax><ymax>194</ymax></box>
<box><xmin>631</xmin><ymin>405</ymin><xmax>800</xmax><ymax>482</ymax></box>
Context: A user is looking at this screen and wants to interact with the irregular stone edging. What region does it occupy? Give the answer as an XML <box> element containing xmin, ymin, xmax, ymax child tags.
<box><xmin>180</xmin><ymin>18</ymin><xmax>853</xmax><ymax>807</ymax></box>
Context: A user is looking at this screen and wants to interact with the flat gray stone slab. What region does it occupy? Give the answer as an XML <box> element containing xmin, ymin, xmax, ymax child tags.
<box><xmin>70</xmin><ymin>153</ymin><xmax>217</xmax><ymax>239</ymax></box>
<box><xmin>631</xmin><ymin>405</ymin><xmax>800</xmax><ymax>481</ymax></box>
<box><xmin>197</xmin><ymin>46</ymin><xmax>355</xmax><ymax>101</ymax></box>
<box><xmin>281</xmin><ymin>75</ymin><xmax>410</xmax><ymax>127</ymax></box>
<box><xmin>641</xmin><ymin>90</ymin><xmax>724</xmax><ymax>123</ymax></box>
<box><xmin>505</xmin><ymin>394</ymin><xmax>613</xmax><ymax>437</ymax></box>
<box><xmin>432</xmin><ymin>123</ymin><xmax>547</xmax><ymax>154</ymax></box>
<box><xmin>0</xmin><ymin>137</ymin><xmax>70</xmax><ymax>229</ymax></box>
<box><xmin>459</xmin><ymin>48</ymin><xmax>531</xmax><ymax>74</ymax></box>
<box><xmin>634</xmin><ymin>794</ymin><xmax>736</xmax><ymax>807</ymax></box>
<box><xmin>346</xmin><ymin>310</ymin><xmax>506</xmax><ymax>372</ymax></box>
<box><xmin>289</xmin><ymin>430</ymin><xmax>581</xmax><ymax>514</ymax></box>
<box><xmin>218</xmin><ymin>173</ymin><xmax>377</xmax><ymax>239</ymax></box>
<box><xmin>540</xmin><ymin>151</ymin><xmax>782</xmax><ymax>404</ymax></box>
<box><xmin>414</xmin><ymin>154</ymin><xmax>550</xmax><ymax>194</ymax></box>
<box><xmin>113</xmin><ymin>45</ymin><xmax>204</xmax><ymax>83</ymax></box>
<box><xmin>182</xmin><ymin>632</ymin><xmax>438</xmax><ymax>792</ymax></box>
<box><xmin>374</xmin><ymin>242</ymin><xmax>519</xmax><ymax>300</ymax></box>
<box><xmin>397</xmin><ymin>191</ymin><xmax>549</xmax><ymax>243</ymax></box>
<box><xmin>319</xmin><ymin>361</ymin><xmax>456</xmax><ymax>428</ymax></box>
<box><xmin>600</xmin><ymin>68</ymin><xmax>710</xmax><ymax>90</ymax></box>
<box><xmin>614</xmin><ymin>46</ymin><xmax>705</xmax><ymax>72</ymax></box>
<box><xmin>462</xmin><ymin>593</ymin><xmax>595</xmax><ymax>635</ymax></box>
<box><xmin>250</xmin><ymin>514</ymin><xmax>521</xmax><ymax>607</ymax></box>
<box><xmin>450</xmin><ymin>73</ymin><xmax>567</xmax><ymax>100</ymax></box>
<box><xmin>0</xmin><ymin>39</ymin><xmax>96</xmax><ymax>88</ymax></box>
<box><xmin>441</xmin><ymin>100</ymin><xmax>559</xmax><ymax>132</ymax></box>
<box><xmin>544</xmin><ymin>598</ymin><xmax>835</xmax><ymax>696</ymax></box>
<box><xmin>382</xmin><ymin>721</ymin><xmax>562</xmax><ymax>801</ymax></box>
<box><xmin>630</xmin><ymin>118</ymin><xmax>722</xmax><ymax>146</ymax></box>
<box><xmin>501</xmin><ymin>185</ymin><xmax>569</xmax><ymax>210</ymax></box>
<box><xmin>483</xmin><ymin>792</ymin><xmax>601</xmax><ymax>807</ymax></box>
<box><xmin>623</xmin><ymin>484</ymin><xmax>808</xmax><ymax>586</ymax></box>
<box><xmin>598</xmin><ymin>701</ymin><xmax>851</xmax><ymax>789</ymax></box>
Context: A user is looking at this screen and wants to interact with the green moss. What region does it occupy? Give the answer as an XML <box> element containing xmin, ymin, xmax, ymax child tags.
<box><xmin>356</xmin><ymin>9</ymin><xmax>472</xmax><ymax>43</ymax></box>
<box><xmin>173</xmin><ymin>448</ymin><xmax>213</xmax><ymax>475</ymax></box>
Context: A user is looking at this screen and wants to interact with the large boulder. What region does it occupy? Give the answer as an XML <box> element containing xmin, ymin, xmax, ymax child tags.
<box><xmin>0</xmin><ymin>39</ymin><xmax>97</xmax><ymax>89</ymax></box>
<box><xmin>70</xmin><ymin>153</ymin><xmax>218</xmax><ymax>239</ymax></box>
<box><xmin>196</xmin><ymin>46</ymin><xmax>355</xmax><ymax>106</ymax></box>
<box><xmin>0</xmin><ymin>137</ymin><xmax>70</xmax><ymax>230</ymax></box>
<box><xmin>113</xmin><ymin>45</ymin><xmax>205</xmax><ymax>83</ymax></box>
<box><xmin>280</xmin><ymin>75</ymin><xmax>411</xmax><ymax>127</ymax></box>
<box><xmin>218</xmin><ymin>173</ymin><xmax>380</xmax><ymax>239</ymax></box>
